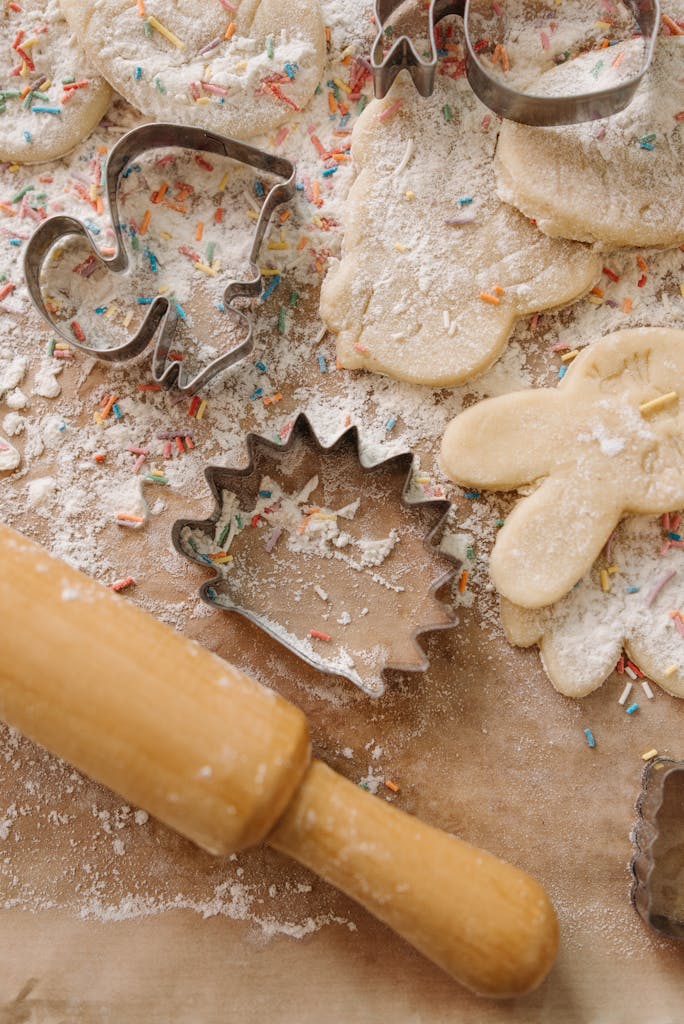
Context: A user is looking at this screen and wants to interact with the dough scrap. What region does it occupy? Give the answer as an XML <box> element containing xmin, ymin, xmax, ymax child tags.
<box><xmin>440</xmin><ymin>328</ymin><xmax>684</xmax><ymax>608</ymax></box>
<box><xmin>0</xmin><ymin>0</ymin><xmax>112</xmax><ymax>165</ymax></box>
<box><xmin>501</xmin><ymin>513</ymin><xmax>684</xmax><ymax>700</ymax></box>
<box><xmin>495</xmin><ymin>33</ymin><xmax>684</xmax><ymax>248</ymax></box>
<box><xmin>59</xmin><ymin>0</ymin><xmax>325</xmax><ymax>140</ymax></box>
<box><xmin>320</xmin><ymin>76</ymin><xmax>600</xmax><ymax>387</ymax></box>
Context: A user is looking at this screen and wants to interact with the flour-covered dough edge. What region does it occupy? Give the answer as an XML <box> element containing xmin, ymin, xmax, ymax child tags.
<box><xmin>59</xmin><ymin>0</ymin><xmax>326</xmax><ymax>140</ymax></box>
<box><xmin>1</xmin><ymin>0</ymin><xmax>112</xmax><ymax>164</ymax></box>
<box><xmin>494</xmin><ymin>36</ymin><xmax>684</xmax><ymax>249</ymax></box>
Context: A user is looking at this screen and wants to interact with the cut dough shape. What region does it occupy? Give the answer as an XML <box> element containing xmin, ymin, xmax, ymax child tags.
<box><xmin>440</xmin><ymin>328</ymin><xmax>684</xmax><ymax>608</ymax></box>
<box><xmin>320</xmin><ymin>75</ymin><xmax>600</xmax><ymax>387</ymax></box>
<box><xmin>495</xmin><ymin>32</ymin><xmax>684</xmax><ymax>248</ymax></box>
<box><xmin>501</xmin><ymin>514</ymin><xmax>684</xmax><ymax>700</ymax></box>
<box><xmin>59</xmin><ymin>0</ymin><xmax>325</xmax><ymax>140</ymax></box>
<box><xmin>0</xmin><ymin>0</ymin><xmax>112</xmax><ymax>165</ymax></box>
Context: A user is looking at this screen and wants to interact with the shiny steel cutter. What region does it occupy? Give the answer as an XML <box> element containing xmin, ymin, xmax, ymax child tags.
<box><xmin>23</xmin><ymin>122</ymin><xmax>296</xmax><ymax>395</ymax></box>
<box><xmin>372</xmin><ymin>0</ymin><xmax>661</xmax><ymax>125</ymax></box>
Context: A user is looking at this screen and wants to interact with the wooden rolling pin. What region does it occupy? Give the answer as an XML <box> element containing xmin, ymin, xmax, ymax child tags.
<box><xmin>0</xmin><ymin>523</ymin><xmax>558</xmax><ymax>997</ymax></box>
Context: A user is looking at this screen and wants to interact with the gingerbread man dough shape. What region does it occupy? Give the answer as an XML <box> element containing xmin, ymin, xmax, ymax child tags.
<box><xmin>440</xmin><ymin>328</ymin><xmax>684</xmax><ymax>609</ymax></box>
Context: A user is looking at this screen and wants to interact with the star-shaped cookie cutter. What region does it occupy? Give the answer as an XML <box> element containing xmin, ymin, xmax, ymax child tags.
<box><xmin>172</xmin><ymin>414</ymin><xmax>460</xmax><ymax>697</ymax></box>
<box><xmin>372</xmin><ymin>0</ymin><xmax>661</xmax><ymax>125</ymax></box>
<box><xmin>23</xmin><ymin>123</ymin><xmax>296</xmax><ymax>395</ymax></box>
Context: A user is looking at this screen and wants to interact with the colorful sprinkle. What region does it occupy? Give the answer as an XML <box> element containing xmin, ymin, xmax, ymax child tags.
<box><xmin>646</xmin><ymin>568</ymin><xmax>677</xmax><ymax>606</ymax></box>
<box><xmin>376</xmin><ymin>98</ymin><xmax>402</xmax><ymax>122</ymax></box>
<box><xmin>147</xmin><ymin>14</ymin><xmax>184</xmax><ymax>50</ymax></box>
<box><xmin>639</xmin><ymin>392</ymin><xmax>678</xmax><ymax>416</ymax></box>
<box><xmin>618</xmin><ymin>681</ymin><xmax>632</xmax><ymax>705</ymax></box>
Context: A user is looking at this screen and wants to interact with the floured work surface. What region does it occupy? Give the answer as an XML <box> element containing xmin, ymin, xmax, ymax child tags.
<box><xmin>2</xmin><ymin>1</ymin><xmax>684</xmax><ymax>1019</ymax></box>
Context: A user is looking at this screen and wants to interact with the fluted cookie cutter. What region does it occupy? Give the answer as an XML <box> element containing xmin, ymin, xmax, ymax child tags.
<box><xmin>631</xmin><ymin>757</ymin><xmax>684</xmax><ymax>940</ymax></box>
<box><xmin>372</xmin><ymin>0</ymin><xmax>661</xmax><ymax>125</ymax></box>
<box><xmin>24</xmin><ymin>123</ymin><xmax>296</xmax><ymax>395</ymax></box>
<box><xmin>172</xmin><ymin>414</ymin><xmax>460</xmax><ymax>697</ymax></box>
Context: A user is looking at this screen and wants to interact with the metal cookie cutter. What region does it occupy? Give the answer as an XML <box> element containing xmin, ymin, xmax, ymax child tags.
<box><xmin>24</xmin><ymin>123</ymin><xmax>296</xmax><ymax>395</ymax></box>
<box><xmin>172</xmin><ymin>414</ymin><xmax>460</xmax><ymax>697</ymax></box>
<box><xmin>372</xmin><ymin>0</ymin><xmax>661</xmax><ymax>125</ymax></box>
<box><xmin>631</xmin><ymin>757</ymin><xmax>684</xmax><ymax>940</ymax></box>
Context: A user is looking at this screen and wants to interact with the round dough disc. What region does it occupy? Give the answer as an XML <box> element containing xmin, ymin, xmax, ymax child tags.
<box><xmin>59</xmin><ymin>0</ymin><xmax>326</xmax><ymax>140</ymax></box>
<box><xmin>1</xmin><ymin>0</ymin><xmax>112</xmax><ymax>165</ymax></box>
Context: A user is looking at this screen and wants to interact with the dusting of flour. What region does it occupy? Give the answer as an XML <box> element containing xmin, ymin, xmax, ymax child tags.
<box><xmin>0</xmin><ymin>0</ymin><xmax>683</xmax><ymax>962</ymax></box>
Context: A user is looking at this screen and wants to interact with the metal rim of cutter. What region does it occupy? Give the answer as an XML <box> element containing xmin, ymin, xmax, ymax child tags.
<box><xmin>372</xmin><ymin>0</ymin><xmax>661</xmax><ymax>126</ymax></box>
<box><xmin>23</xmin><ymin>123</ymin><xmax>296</xmax><ymax>395</ymax></box>
<box><xmin>171</xmin><ymin>413</ymin><xmax>461</xmax><ymax>697</ymax></box>
<box><xmin>630</xmin><ymin>756</ymin><xmax>684</xmax><ymax>941</ymax></box>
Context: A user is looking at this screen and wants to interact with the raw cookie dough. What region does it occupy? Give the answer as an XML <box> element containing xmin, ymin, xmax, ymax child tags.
<box><xmin>59</xmin><ymin>0</ymin><xmax>325</xmax><ymax>140</ymax></box>
<box><xmin>0</xmin><ymin>0</ymin><xmax>112</xmax><ymax>165</ymax></box>
<box><xmin>319</xmin><ymin>76</ymin><xmax>600</xmax><ymax>387</ymax></box>
<box><xmin>466</xmin><ymin>0</ymin><xmax>638</xmax><ymax>96</ymax></box>
<box><xmin>495</xmin><ymin>30</ymin><xmax>684</xmax><ymax>248</ymax></box>
<box><xmin>500</xmin><ymin>514</ymin><xmax>684</xmax><ymax>700</ymax></box>
<box><xmin>440</xmin><ymin>328</ymin><xmax>684</xmax><ymax>608</ymax></box>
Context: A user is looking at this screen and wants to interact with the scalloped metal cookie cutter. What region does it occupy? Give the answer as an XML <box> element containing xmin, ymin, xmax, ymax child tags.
<box><xmin>631</xmin><ymin>756</ymin><xmax>684</xmax><ymax>940</ymax></box>
<box><xmin>372</xmin><ymin>0</ymin><xmax>661</xmax><ymax>125</ymax></box>
<box><xmin>23</xmin><ymin>123</ymin><xmax>296</xmax><ymax>395</ymax></box>
<box><xmin>172</xmin><ymin>414</ymin><xmax>460</xmax><ymax>697</ymax></box>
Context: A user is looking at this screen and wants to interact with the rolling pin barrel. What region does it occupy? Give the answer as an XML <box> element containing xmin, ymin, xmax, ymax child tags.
<box><xmin>0</xmin><ymin>524</ymin><xmax>311</xmax><ymax>856</ymax></box>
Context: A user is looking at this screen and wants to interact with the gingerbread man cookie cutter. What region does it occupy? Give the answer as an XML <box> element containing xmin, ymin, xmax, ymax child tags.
<box><xmin>372</xmin><ymin>0</ymin><xmax>661</xmax><ymax>125</ymax></box>
<box><xmin>440</xmin><ymin>328</ymin><xmax>684</xmax><ymax>609</ymax></box>
<box><xmin>23</xmin><ymin>123</ymin><xmax>296</xmax><ymax>395</ymax></box>
<box><xmin>172</xmin><ymin>413</ymin><xmax>460</xmax><ymax>697</ymax></box>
